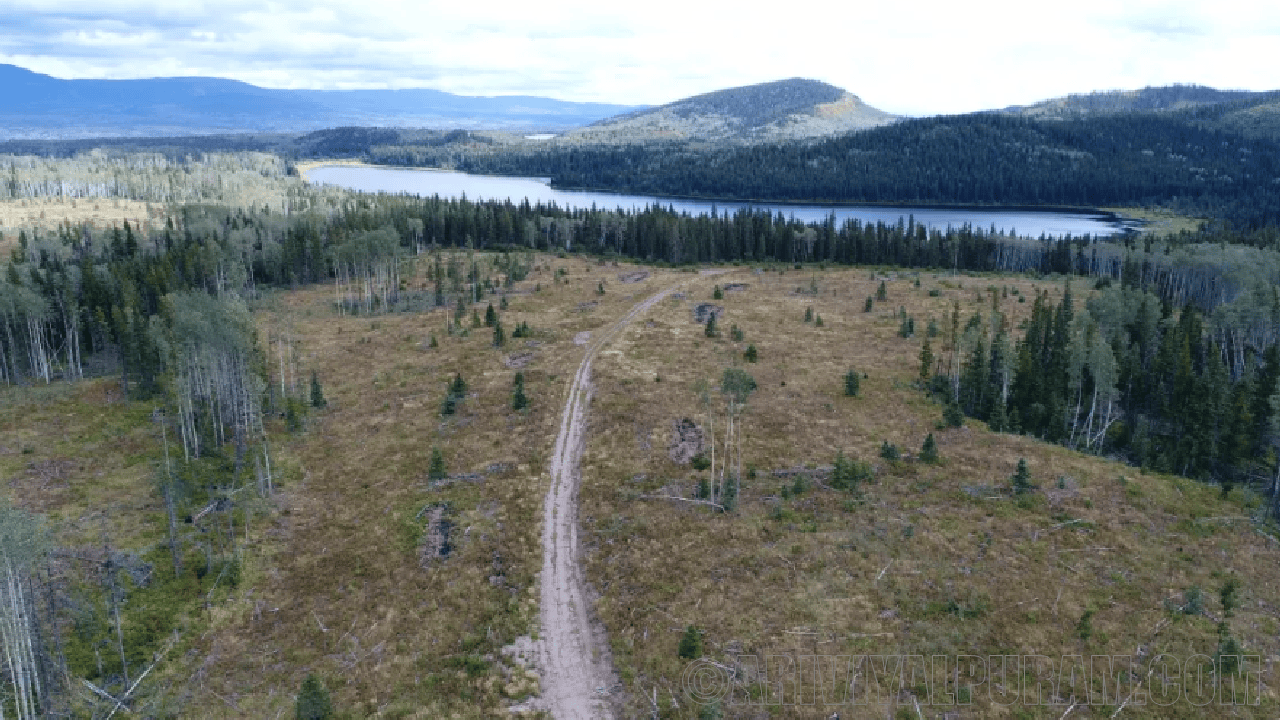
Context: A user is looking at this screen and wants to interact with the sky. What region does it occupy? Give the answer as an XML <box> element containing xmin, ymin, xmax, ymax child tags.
<box><xmin>2</xmin><ymin>0</ymin><xmax>1279</xmax><ymax>116</ymax></box>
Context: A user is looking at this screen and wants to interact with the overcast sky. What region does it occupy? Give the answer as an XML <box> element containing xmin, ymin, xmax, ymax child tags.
<box><xmin>3</xmin><ymin>0</ymin><xmax>1279</xmax><ymax>116</ymax></box>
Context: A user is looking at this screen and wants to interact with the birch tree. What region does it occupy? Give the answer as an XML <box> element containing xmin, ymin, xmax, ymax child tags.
<box><xmin>0</xmin><ymin>500</ymin><xmax>46</xmax><ymax>720</ymax></box>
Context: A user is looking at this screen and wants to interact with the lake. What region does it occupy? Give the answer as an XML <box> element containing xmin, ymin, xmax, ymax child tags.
<box><xmin>307</xmin><ymin>165</ymin><xmax>1128</xmax><ymax>239</ymax></box>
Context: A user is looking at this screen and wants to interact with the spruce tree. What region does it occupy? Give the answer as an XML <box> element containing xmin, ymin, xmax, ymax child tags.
<box><xmin>704</xmin><ymin>313</ymin><xmax>719</xmax><ymax>338</ymax></box>
<box><xmin>484</xmin><ymin>302</ymin><xmax>497</xmax><ymax>327</ymax></box>
<box><xmin>713</xmin><ymin>285</ymin><xmax>723</xmax><ymax>300</ymax></box>
<box><xmin>309</xmin><ymin>371</ymin><xmax>327</xmax><ymax>408</ymax></box>
<box><xmin>864</xmin><ymin>296</ymin><xmax>874</xmax><ymax>312</ymax></box>
<box><xmin>428</xmin><ymin>447</ymin><xmax>447</xmax><ymax>482</ymax></box>
<box><xmin>493</xmin><ymin>320</ymin><xmax>505</xmax><ymax>347</ymax></box>
<box><xmin>876</xmin><ymin>280</ymin><xmax>888</xmax><ymax>302</ymax></box>
<box><xmin>512</xmin><ymin>372</ymin><xmax>529</xmax><ymax>411</ymax></box>
<box><xmin>678</xmin><ymin>625</ymin><xmax>703</xmax><ymax>660</ymax></box>
<box><xmin>920</xmin><ymin>433</ymin><xmax>938</xmax><ymax>463</ymax></box>
<box><xmin>804</xmin><ymin>306</ymin><xmax>813</xmax><ymax>323</ymax></box>
<box><xmin>744</xmin><ymin>344</ymin><xmax>758</xmax><ymax>363</ymax></box>
<box><xmin>296</xmin><ymin>674</ymin><xmax>333</xmax><ymax>720</ymax></box>
<box><xmin>844</xmin><ymin>368</ymin><xmax>860</xmax><ymax>397</ymax></box>
<box><xmin>1011</xmin><ymin>458</ymin><xmax>1034</xmax><ymax>495</ymax></box>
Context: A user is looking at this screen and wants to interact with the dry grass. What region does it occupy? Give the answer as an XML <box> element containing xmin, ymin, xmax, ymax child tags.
<box><xmin>578</xmin><ymin>266</ymin><xmax>1280</xmax><ymax>718</ymax></box>
<box><xmin>178</xmin><ymin>254</ymin><xmax>697</xmax><ymax>717</ymax></box>
<box><xmin>7</xmin><ymin>258</ymin><xmax>1279</xmax><ymax>718</ymax></box>
<box><xmin>0</xmin><ymin>197</ymin><xmax>165</xmax><ymax>251</ymax></box>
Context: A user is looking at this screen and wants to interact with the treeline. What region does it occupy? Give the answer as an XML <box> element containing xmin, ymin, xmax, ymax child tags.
<box><xmin>370</xmin><ymin>112</ymin><xmax>1280</xmax><ymax>231</ymax></box>
<box><xmin>936</xmin><ymin>280</ymin><xmax>1280</xmax><ymax>503</ymax></box>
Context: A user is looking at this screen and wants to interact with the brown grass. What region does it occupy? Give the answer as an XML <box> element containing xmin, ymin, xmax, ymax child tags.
<box><xmin>0</xmin><ymin>197</ymin><xmax>165</xmax><ymax>248</ymax></box>
<box><xmin>7</xmin><ymin>258</ymin><xmax>1279</xmax><ymax>719</ymax></box>
<box><xmin>579</xmin><ymin>266</ymin><xmax>1280</xmax><ymax>718</ymax></box>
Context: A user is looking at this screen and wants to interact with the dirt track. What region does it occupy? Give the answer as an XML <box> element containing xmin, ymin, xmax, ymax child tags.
<box><xmin>533</xmin><ymin>283</ymin><xmax>688</xmax><ymax>719</ymax></box>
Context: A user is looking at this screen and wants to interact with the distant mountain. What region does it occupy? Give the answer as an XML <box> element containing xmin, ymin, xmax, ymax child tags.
<box><xmin>0</xmin><ymin>64</ymin><xmax>641</xmax><ymax>140</ymax></box>
<box><xmin>999</xmin><ymin>84</ymin><xmax>1266</xmax><ymax>119</ymax></box>
<box><xmin>564</xmin><ymin>78</ymin><xmax>898</xmax><ymax>144</ymax></box>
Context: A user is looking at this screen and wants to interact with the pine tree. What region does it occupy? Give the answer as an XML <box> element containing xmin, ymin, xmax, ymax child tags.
<box><xmin>484</xmin><ymin>302</ymin><xmax>497</xmax><ymax>327</ymax></box>
<box><xmin>296</xmin><ymin>674</ymin><xmax>333</xmax><ymax>720</ymax></box>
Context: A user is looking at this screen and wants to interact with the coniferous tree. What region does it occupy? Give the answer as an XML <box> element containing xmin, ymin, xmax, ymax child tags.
<box><xmin>920</xmin><ymin>433</ymin><xmax>939</xmax><ymax>463</ymax></box>
<box><xmin>704</xmin><ymin>313</ymin><xmax>719</xmax><ymax>338</ymax></box>
<box><xmin>428</xmin><ymin>447</ymin><xmax>447</xmax><ymax>482</ymax></box>
<box><xmin>512</xmin><ymin>372</ymin><xmax>528</xmax><ymax>410</ymax></box>
<box><xmin>1011</xmin><ymin>458</ymin><xmax>1034</xmax><ymax>495</ymax></box>
<box><xmin>493</xmin><ymin>319</ymin><xmax>505</xmax><ymax>347</ymax></box>
<box><xmin>876</xmin><ymin>281</ymin><xmax>888</xmax><ymax>302</ymax></box>
<box><xmin>310</xmin><ymin>371</ymin><xmax>327</xmax><ymax>408</ymax></box>
<box><xmin>678</xmin><ymin>625</ymin><xmax>703</xmax><ymax>660</ymax></box>
<box><xmin>744</xmin><ymin>344</ymin><xmax>758</xmax><ymax>363</ymax></box>
<box><xmin>484</xmin><ymin>302</ymin><xmax>497</xmax><ymax>327</ymax></box>
<box><xmin>843</xmin><ymin>368</ymin><xmax>860</xmax><ymax>397</ymax></box>
<box><xmin>296</xmin><ymin>674</ymin><xmax>333</xmax><ymax>720</ymax></box>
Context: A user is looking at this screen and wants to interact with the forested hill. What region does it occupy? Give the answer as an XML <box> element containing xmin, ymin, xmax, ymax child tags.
<box><xmin>564</xmin><ymin>78</ymin><xmax>898</xmax><ymax>143</ymax></box>
<box><xmin>1001</xmin><ymin>84</ymin><xmax>1267</xmax><ymax>119</ymax></box>
<box><xmin>412</xmin><ymin>110</ymin><xmax>1280</xmax><ymax>231</ymax></box>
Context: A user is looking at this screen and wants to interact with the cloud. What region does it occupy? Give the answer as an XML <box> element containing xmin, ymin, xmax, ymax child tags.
<box><xmin>2</xmin><ymin>0</ymin><xmax>1278</xmax><ymax>113</ymax></box>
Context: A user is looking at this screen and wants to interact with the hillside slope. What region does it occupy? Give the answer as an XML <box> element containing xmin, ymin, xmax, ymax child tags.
<box><xmin>565</xmin><ymin>78</ymin><xmax>898</xmax><ymax>144</ymax></box>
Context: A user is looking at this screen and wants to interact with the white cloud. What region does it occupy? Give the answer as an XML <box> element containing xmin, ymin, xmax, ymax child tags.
<box><xmin>2</xmin><ymin>0</ymin><xmax>1278</xmax><ymax>113</ymax></box>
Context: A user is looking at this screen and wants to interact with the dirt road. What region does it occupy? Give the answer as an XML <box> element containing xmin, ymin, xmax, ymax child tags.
<box><xmin>533</xmin><ymin>283</ymin><xmax>687</xmax><ymax>719</ymax></box>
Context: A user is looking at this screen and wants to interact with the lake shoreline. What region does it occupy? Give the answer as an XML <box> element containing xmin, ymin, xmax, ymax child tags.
<box><xmin>304</xmin><ymin>162</ymin><xmax>1135</xmax><ymax>237</ymax></box>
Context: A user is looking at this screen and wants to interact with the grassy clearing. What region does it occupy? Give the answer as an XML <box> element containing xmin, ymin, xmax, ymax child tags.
<box><xmin>8</xmin><ymin>258</ymin><xmax>1280</xmax><ymax>718</ymax></box>
<box><xmin>181</xmin><ymin>253</ymin><xmax>695</xmax><ymax>717</ymax></box>
<box><xmin>579</xmin><ymin>266</ymin><xmax>1280</xmax><ymax>718</ymax></box>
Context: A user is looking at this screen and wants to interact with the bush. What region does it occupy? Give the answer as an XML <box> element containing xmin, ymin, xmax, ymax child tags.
<box><xmin>943</xmin><ymin>403</ymin><xmax>964</xmax><ymax>428</ymax></box>
<box><xmin>730</xmin><ymin>324</ymin><xmax>744</xmax><ymax>341</ymax></box>
<box><xmin>744</xmin><ymin>344</ymin><xmax>758</xmax><ymax>363</ymax></box>
<box><xmin>691</xmin><ymin>453</ymin><xmax>710</xmax><ymax>471</ymax></box>
<box><xmin>880</xmin><ymin>441</ymin><xmax>900</xmax><ymax>461</ymax></box>
<box><xmin>296</xmin><ymin>674</ymin><xmax>333</xmax><ymax>720</ymax></box>
<box><xmin>713</xmin><ymin>285</ymin><xmax>723</xmax><ymax>300</ymax></box>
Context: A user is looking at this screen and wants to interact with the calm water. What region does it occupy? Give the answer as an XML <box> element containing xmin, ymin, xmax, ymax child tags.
<box><xmin>308</xmin><ymin>165</ymin><xmax>1125</xmax><ymax>239</ymax></box>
